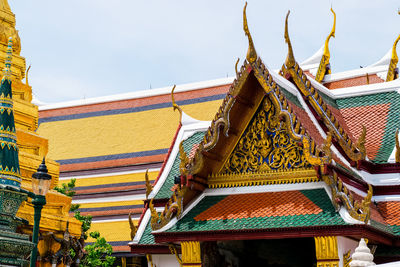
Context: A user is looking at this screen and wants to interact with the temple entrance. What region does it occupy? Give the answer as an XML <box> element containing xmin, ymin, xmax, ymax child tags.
<box><xmin>201</xmin><ymin>238</ymin><xmax>316</xmax><ymax>267</ymax></box>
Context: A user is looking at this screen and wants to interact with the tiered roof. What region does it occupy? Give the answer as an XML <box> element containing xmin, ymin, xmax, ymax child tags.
<box><xmin>129</xmin><ymin>4</ymin><xmax>400</xmax><ymax>255</ymax></box>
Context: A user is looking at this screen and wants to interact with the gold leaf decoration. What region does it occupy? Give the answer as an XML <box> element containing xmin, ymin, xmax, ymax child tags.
<box><xmin>220</xmin><ymin>96</ymin><xmax>311</xmax><ymax>174</ymax></box>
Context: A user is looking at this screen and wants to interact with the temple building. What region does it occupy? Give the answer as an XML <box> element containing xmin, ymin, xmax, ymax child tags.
<box><xmin>36</xmin><ymin>3</ymin><xmax>400</xmax><ymax>267</ymax></box>
<box><xmin>0</xmin><ymin>0</ymin><xmax>81</xmax><ymax>265</ymax></box>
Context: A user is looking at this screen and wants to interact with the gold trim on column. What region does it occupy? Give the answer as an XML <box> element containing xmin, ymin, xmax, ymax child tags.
<box><xmin>181</xmin><ymin>241</ymin><xmax>201</xmax><ymax>267</ymax></box>
<box><xmin>314</xmin><ymin>236</ymin><xmax>339</xmax><ymax>267</ymax></box>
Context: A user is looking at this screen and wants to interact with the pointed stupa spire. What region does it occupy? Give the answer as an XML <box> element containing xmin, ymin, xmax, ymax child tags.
<box><xmin>0</xmin><ymin>37</ymin><xmax>21</xmax><ymax>188</ymax></box>
<box><xmin>349</xmin><ymin>238</ymin><xmax>375</xmax><ymax>267</ymax></box>
<box><xmin>315</xmin><ymin>7</ymin><xmax>336</xmax><ymax>82</ymax></box>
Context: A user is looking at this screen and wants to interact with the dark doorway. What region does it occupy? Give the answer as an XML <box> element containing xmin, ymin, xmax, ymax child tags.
<box><xmin>202</xmin><ymin>238</ymin><xmax>316</xmax><ymax>267</ymax></box>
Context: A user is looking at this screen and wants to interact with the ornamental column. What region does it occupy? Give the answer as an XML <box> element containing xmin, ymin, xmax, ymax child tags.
<box><xmin>181</xmin><ymin>241</ymin><xmax>202</xmax><ymax>267</ymax></box>
<box><xmin>314</xmin><ymin>236</ymin><xmax>339</xmax><ymax>267</ymax></box>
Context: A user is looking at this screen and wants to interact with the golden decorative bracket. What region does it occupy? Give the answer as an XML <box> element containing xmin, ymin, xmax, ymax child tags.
<box><xmin>169</xmin><ymin>244</ymin><xmax>182</xmax><ymax>266</ymax></box>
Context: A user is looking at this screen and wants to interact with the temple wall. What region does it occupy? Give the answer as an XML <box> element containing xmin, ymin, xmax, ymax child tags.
<box><xmin>149</xmin><ymin>254</ymin><xmax>180</xmax><ymax>267</ymax></box>
<box><xmin>337</xmin><ymin>236</ymin><xmax>358</xmax><ymax>267</ymax></box>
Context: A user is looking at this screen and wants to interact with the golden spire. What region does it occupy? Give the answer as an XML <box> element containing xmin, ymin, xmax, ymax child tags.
<box><xmin>284</xmin><ymin>11</ymin><xmax>295</xmax><ymax>68</ymax></box>
<box><xmin>171</xmin><ymin>85</ymin><xmax>183</xmax><ymax>122</ymax></box>
<box><xmin>2</xmin><ymin>37</ymin><xmax>12</xmax><ymax>82</ymax></box>
<box><xmin>315</xmin><ymin>8</ymin><xmax>336</xmax><ymax>82</ymax></box>
<box><xmin>386</xmin><ymin>34</ymin><xmax>400</xmax><ymax>82</ymax></box>
<box><xmin>243</xmin><ymin>2</ymin><xmax>257</xmax><ymax>63</ymax></box>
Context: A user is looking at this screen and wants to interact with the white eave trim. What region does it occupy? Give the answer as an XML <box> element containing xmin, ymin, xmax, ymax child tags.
<box><xmin>148</xmin><ymin>120</ymin><xmax>211</xmax><ymax>199</ymax></box>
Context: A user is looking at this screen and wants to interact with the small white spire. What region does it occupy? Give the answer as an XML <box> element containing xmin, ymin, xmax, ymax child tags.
<box><xmin>350</xmin><ymin>238</ymin><xmax>375</xmax><ymax>267</ymax></box>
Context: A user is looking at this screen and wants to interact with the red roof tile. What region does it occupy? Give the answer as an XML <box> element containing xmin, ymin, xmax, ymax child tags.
<box><xmin>194</xmin><ymin>191</ymin><xmax>322</xmax><ymax>221</ymax></box>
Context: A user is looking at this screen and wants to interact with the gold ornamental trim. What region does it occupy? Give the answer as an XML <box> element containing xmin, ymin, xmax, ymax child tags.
<box><xmin>208</xmin><ymin>168</ymin><xmax>318</xmax><ymax>188</ymax></box>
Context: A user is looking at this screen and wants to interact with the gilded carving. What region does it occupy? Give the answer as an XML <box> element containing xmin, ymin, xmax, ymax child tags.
<box><xmin>220</xmin><ymin>96</ymin><xmax>311</xmax><ymax>174</ymax></box>
<box><xmin>284</xmin><ymin>11</ymin><xmax>296</xmax><ymax>68</ymax></box>
<box><xmin>169</xmin><ymin>244</ymin><xmax>182</xmax><ymax>266</ymax></box>
<box><xmin>208</xmin><ymin>168</ymin><xmax>318</xmax><ymax>188</ymax></box>
<box><xmin>181</xmin><ymin>241</ymin><xmax>201</xmax><ymax>266</ymax></box>
<box><xmin>150</xmin><ymin>185</ymin><xmax>187</xmax><ymax>230</ymax></box>
<box><xmin>128</xmin><ymin>213</ymin><xmax>137</xmax><ymax>240</ymax></box>
<box><xmin>343</xmin><ymin>250</ymin><xmax>352</xmax><ymax>267</ymax></box>
<box><xmin>281</xmin><ymin>60</ymin><xmax>365</xmax><ymax>162</ymax></box>
<box><xmin>314</xmin><ymin>236</ymin><xmax>339</xmax><ymax>267</ymax></box>
<box><xmin>243</xmin><ymin>2</ymin><xmax>257</xmax><ymax>64</ymax></box>
<box><xmin>315</xmin><ymin>8</ymin><xmax>336</xmax><ymax>82</ymax></box>
<box><xmin>386</xmin><ymin>34</ymin><xmax>399</xmax><ymax>82</ymax></box>
<box><xmin>356</xmin><ymin>125</ymin><xmax>367</xmax><ymax>157</ymax></box>
<box><xmin>144</xmin><ymin>169</ymin><xmax>152</xmax><ymax>199</ymax></box>
<box><xmin>203</xmin><ymin>94</ymin><xmax>235</xmax><ymax>151</ymax></box>
<box><xmin>324</xmin><ymin>171</ymin><xmax>372</xmax><ymax>223</ymax></box>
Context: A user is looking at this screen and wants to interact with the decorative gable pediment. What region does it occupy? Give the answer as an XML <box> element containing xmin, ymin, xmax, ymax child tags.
<box><xmin>220</xmin><ymin>95</ymin><xmax>312</xmax><ymax>175</ymax></box>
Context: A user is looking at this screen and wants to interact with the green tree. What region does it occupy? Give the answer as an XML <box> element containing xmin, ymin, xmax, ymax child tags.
<box><xmin>80</xmin><ymin>231</ymin><xmax>115</xmax><ymax>267</ymax></box>
<box><xmin>55</xmin><ymin>179</ymin><xmax>115</xmax><ymax>266</ymax></box>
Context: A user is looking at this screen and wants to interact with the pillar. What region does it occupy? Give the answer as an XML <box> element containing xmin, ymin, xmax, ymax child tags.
<box><xmin>314</xmin><ymin>236</ymin><xmax>339</xmax><ymax>267</ymax></box>
<box><xmin>181</xmin><ymin>241</ymin><xmax>201</xmax><ymax>267</ymax></box>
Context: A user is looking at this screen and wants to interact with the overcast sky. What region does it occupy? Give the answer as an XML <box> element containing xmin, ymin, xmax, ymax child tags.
<box><xmin>10</xmin><ymin>0</ymin><xmax>400</xmax><ymax>103</ymax></box>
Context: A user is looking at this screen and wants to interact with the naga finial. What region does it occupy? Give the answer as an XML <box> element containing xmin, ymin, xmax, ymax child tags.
<box><xmin>145</xmin><ymin>169</ymin><xmax>153</xmax><ymax>199</ymax></box>
<box><xmin>324</xmin><ymin>8</ymin><xmax>336</xmax><ymax>58</ymax></box>
<box><xmin>315</xmin><ymin>8</ymin><xmax>336</xmax><ymax>82</ymax></box>
<box><xmin>171</xmin><ymin>85</ymin><xmax>183</xmax><ymax>121</ymax></box>
<box><xmin>386</xmin><ymin>34</ymin><xmax>400</xmax><ymax>82</ymax></box>
<box><xmin>284</xmin><ymin>11</ymin><xmax>295</xmax><ymax>68</ymax></box>
<box><xmin>243</xmin><ymin>2</ymin><xmax>257</xmax><ymax>63</ymax></box>
<box><xmin>128</xmin><ymin>213</ymin><xmax>137</xmax><ymax>240</ymax></box>
<box><xmin>2</xmin><ymin>37</ymin><xmax>12</xmax><ymax>82</ymax></box>
<box><xmin>25</xmin><ymin>65</ymin><xmax>31</xmax><ymax>86</ymax></box>
<box><xmin>356</xmin><ymin>125</ymin><xmax>367</xmax><ymax>158</ymax></box>
<box><xmin>235</xmin><ymin>57</ymin><xmax>240</xmax><ymax>78</ymax></box>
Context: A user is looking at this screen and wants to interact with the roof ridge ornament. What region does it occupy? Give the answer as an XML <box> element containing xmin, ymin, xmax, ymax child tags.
<box><xmin>171</xmin><ymin>85</ymin><xmax>183</xmax><ymax>121</ymax></box>
<box><xmin>243</xmin><ymin>2</ymin><xmax>257</xmax><ymax>64</ymax></box>
<box><xmin>284</xmin><ymin>11</ymin><xmax>295</xmax><ymax>68</ymax></box>
<box><xmin>386</xmin><ymin>33</ymin><xmax>400</xmax><ymax>82</ymax></box>
<box><xmin>315</xmin><ymin>7</ymin><xmax>336</xmax><ymax>82</ymax></box>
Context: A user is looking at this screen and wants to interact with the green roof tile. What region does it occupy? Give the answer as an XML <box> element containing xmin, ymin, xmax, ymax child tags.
<box><xmin>337</xmin><ymin>92</ymin><xmax>400</xmax><ymax>163</ymax></box>
<box><xmin>165</xmin><ymin>189</ymin><xmax>348</xmax><ymax>233</ymax></box>
<box><xmin>155</xmin><ymin>131</ymin><xmax>205</xmax><ymax>199</ymax></box>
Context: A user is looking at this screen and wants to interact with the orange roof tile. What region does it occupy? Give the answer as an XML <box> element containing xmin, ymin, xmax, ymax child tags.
<box><xmin>194</xmin><ymin>191</ymin><xmax>322</xmax><ymax>221</ymax></box>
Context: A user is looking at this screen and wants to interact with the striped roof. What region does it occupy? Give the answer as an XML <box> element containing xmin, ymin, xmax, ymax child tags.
<box><xmin>38</xmin><ymin>82</ymin><xmax>227</xmax><ymax>253</ymax></box>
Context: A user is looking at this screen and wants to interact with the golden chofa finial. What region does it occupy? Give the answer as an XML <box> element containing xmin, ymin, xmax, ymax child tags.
<box><xmin>284</xmin><ymin>11</ymin><xmax>295</xmax><ymax>68</ymax></box>
<box><xmin>386</xmin><ymin>34</ymin><xmax>400</xmax><ymax>82</ymax></box>
<box><xmin>243</xmin><ymin>2</ymin><xmax>257</xmax><ymax>64</ymax></box>
<box><xmin>315</xmin><ymin>8</ymin><xmax>336</xmax><ymax>82</ymax></box>
<box><xmin>171</xmin><ymin>85</ymin><xmax>183</xmax><ymax>121</ymax></box>
<box><xmin>2</xmin><ymin>37</ymin><xmax>12</xmax><ymax>82</ymax></box>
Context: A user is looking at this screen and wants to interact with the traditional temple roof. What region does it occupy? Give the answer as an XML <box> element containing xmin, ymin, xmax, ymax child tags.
<box><xmin>134</xmin><ymin>5</ymin><xmax>400</xmax><ymax>254</ymax></box>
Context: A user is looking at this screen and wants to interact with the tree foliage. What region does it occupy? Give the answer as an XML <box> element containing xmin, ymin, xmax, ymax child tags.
<box><xmin>80</xmin><ymin>232</ymin><xmax>115</xmax><ymax>267</ymax></box>
<box><xmin>55</xmin><ymin>179</ymin><xmax>115</xmax><ymax>266</ymax></box>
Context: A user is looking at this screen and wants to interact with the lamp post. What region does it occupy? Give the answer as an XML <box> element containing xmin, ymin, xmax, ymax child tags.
<box><xmin>30</xmin><ymin>158</ymin><xmax>51</xmax><ymax>267</ymax></box>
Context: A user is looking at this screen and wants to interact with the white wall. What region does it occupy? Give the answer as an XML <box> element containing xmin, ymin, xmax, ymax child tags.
<box><xmin>149</xmin><ymin>254</ymin><xmax>180</xmax><ymax>267</ymax></box>
<box><xmin>337</xmin><ymin>236</ymin><xmax>359</xmax><ymax>267</ymax></box>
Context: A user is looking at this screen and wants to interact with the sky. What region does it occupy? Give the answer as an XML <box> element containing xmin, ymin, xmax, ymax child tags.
<box><xmin>10</xmin><ymin>0</ymin><xmax>400</xmax><ymax>103</ymax></box>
